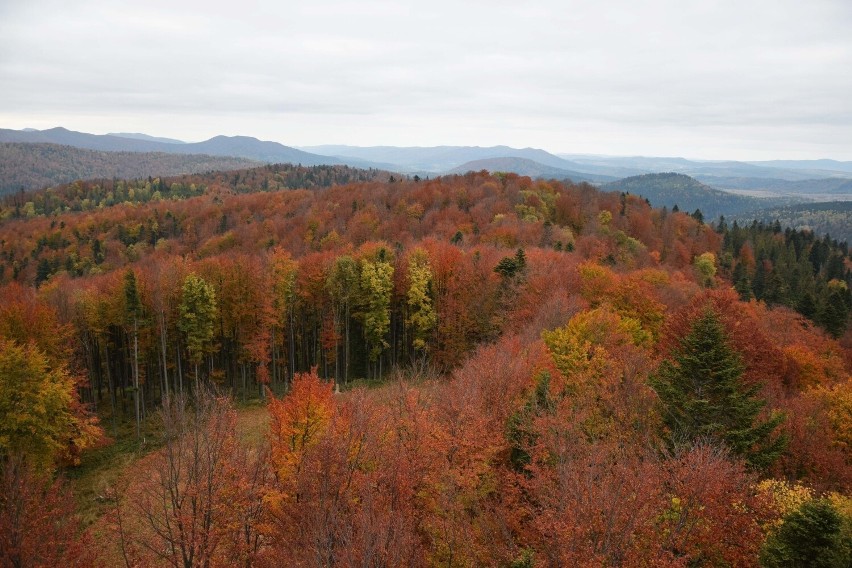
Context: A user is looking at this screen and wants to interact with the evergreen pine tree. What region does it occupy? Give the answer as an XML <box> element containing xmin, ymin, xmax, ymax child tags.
<box><xmin>732</xmin><ymin>262</ymin><xmax>753</xmax><ymax>301</ymax></box>
<box><xmin>817</xmin><ymin>283</ymin><xmax>850</xmax><ymax>339</ymax></box>
<box><xmin>753</xmin><ymin>260</ymin><xmax>767</xmax><ymax>300</ymax></box>
<box><xmin>797</xmin><ymin>291</ymin><xmax>818</xmax><ymax>321</ymax></box>
<box><xmin>649</xmin><ymin>309</ymin><xmax>786</xmax><ymax>470</ymax></box>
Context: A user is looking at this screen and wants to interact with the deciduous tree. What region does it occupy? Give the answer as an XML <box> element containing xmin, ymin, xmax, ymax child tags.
<box><xmin>179</xmin><ymin>273</ymin><xmax>217</xmax><ymax>386</ymax></box>
<box><xmin>0</xmin><ymin>338</ymin><xmax>101</xmax><ymax>471</ymax></box>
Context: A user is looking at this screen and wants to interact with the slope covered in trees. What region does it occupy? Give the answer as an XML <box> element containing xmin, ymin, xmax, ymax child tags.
<box><xmin>695</xmin><ymin>175</ymin><xmax>852</xmax><ymax>196</ymax></box>
<box><xmin>0</xmin><ymin>170</ymin><xmax>850</xmax><ymax>566</ymax></box>
<box><xmin>0</xmin><ymin>143</ymin><xmax>261</xmax><ymax>194</ymax></box>
<box><xmin>717</xmin><ymin>218</ymin><xmax>852</xmax><ymax>338</ymax></box>
<box><xmin>730</xmin><ymin>201</ymin><xmax>852</xmax><ymax>243</ymax></box>
<box><xmin>603</xmin><ymin>172</ymin><xmax>768</xmax><ymax>220</ymax></box>
<box><xmin>0</xmin><ymin>162</ymin><xmax>393</xmax><ymax>220</ymax></box>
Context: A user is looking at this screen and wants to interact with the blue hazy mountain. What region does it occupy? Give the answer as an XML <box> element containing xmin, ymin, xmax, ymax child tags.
<box><xmin>446</xmin><ymin>157</ymin><xmax>616</xmax><ymax>183</ymax></box>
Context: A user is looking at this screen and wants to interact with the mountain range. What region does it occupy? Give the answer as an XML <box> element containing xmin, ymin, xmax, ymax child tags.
<box><xmin>0</xmin><ymin>127</ymin><xmax>346</xmax><ymax>167</ymax></box>
<box><xmin>301</xmin><ymin>144</ymin><xmax>601</xmax><ymax>174</ymax></box>
<box><xmin>0</xmin><ymin>143</ymin><xmax>261</xmax><ymax>195</ymax></box>
<box><xmin>556</xmin><ymin>154</ymin><xmax>852</xmax><ymax>182</ymax></box>
<box><xmin>3</xmin><ymin>128</ymin><xmax>852</xmax><ymax>208</ymax></box>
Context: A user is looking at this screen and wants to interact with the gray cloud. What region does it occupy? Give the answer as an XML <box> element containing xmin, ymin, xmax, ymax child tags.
<box><xmin>1</xmin><ymin>0</ymin><xmax>850</xmax><ymax>159</ymax></box>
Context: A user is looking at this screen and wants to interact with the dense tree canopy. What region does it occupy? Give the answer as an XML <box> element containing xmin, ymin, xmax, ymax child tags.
<box><xmin>0</xmin><ymin>165</ymin><xmax>848</xmax><ymax>565</ymax></box>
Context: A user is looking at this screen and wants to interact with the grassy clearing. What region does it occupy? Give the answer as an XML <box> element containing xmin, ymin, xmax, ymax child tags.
<box><xmin>65</xmin><ymin>374</ymin><xmax>414</xmax><ymax>526</ymax></box>
<box><xmin>65</xmin><ymin>407</ymin><xmax>165</xmax><ymax>526</ymax></box>
<box><xmin>66</xmin><ymin>396</ymin><xmax>271</xmax><ymax>526</ymax></box>
<box><xmin>234</xmin><ymin>400</ymin><xmax>270</xmax><ymax>446</ymax></box>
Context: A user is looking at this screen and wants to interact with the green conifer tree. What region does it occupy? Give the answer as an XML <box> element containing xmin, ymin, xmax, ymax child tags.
<box><xmin>649</xmin><ymin>309</ymin><xmax>786</xmax><ymax>470</ymax></box>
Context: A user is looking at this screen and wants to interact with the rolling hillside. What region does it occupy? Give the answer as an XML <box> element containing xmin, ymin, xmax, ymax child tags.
<box><xmin>602</xmin><ymin>172</ymin><xmax>767</xmax><ymax>220</ymax></box>
<box><xmin>559</xmin><ymin>154</ymin><xmax>852</xmax><ymax>181</ymax></box>
<box><xmin>0</xmin><ymin>143</ymin><xmax>261</xmax><ymax>194</ymax></box>
<box><xmin>731</xmin><ymin>201</ymin><xmax>852</xmax><ymax>243</ymax></box>
<box><xmin>692</xmin><ymin>175</ymin><xmax>852</xmax><ymax>197</ymax></box>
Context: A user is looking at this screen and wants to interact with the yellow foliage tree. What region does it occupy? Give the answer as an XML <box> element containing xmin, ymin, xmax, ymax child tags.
<box><xmin>757</xmin><ymin>478</ymin><xmax>814</xmax><ymax>526</ymax></box>
<box><xmin>406</xmin><ymin>248</ymin><xmax>437</xmax><ymax>354</ymax></box>
<box><xmin>577</xmin><ymin>262</ymin><xmax>665</xmax><ymax>340</ymax></box>
<box><xmin>816</xmin><ymin>379</ymin><xmax>852</xmax><ymax>454</ymax></box>
<box><xmin>542</xmin><ymin>306</ymin><xmax>649</xmax><ymax>384</ymax></box>
<box><xmin>693</xmin><ymin>252</ymin><xmax>717</xmax><ymax>288</ymax></box>
<box><xmin>0</xmin><ymin>339</ymin><xmax>100</xmax><ymax>472</ymax></box>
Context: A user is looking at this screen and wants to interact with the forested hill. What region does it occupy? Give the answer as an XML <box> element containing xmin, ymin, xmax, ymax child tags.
<box><xmin>0</xmin><ymin>142</ymin><xmax>261</xmax><ymax>194</ymax></box>
<box><xmin>717</xmin><ymin>218</ymin><xmax>851</xmax><ymax>337</ymax></box>
<box><xmin>603</xmin><ymin>172</ymin><xmax>766</xmax><ymax>219</ymax></box>
<box><xmin>1</xmin><ymin>170</ymin><xmax>850</xmax><ymax>565</ymax></box>
<box><xmin>1</xmin><ymin>169</ymin><xmax>847</xmax><ymax>340</ymax></box>
<box><xmin>730</xmin><ymin>201</ymin><xmax>852</xmax><ymax>244</ymax></box>
<box><xmin>0</xmin><ymin>162</ymin><xmax>394</xmax><ymax>219</ymax></box>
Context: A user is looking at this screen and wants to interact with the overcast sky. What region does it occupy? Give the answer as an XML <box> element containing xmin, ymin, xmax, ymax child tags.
<box><xmin>1</xmin><ymin>0</ymin><xmax>851</xmax><ymax>160</ymax></box>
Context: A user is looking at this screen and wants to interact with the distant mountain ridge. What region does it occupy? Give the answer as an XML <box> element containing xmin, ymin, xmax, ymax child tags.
<box><xmin>5</xmin><ymin>128</ymin><xmax>852</xmax><ymax>203</ymax></box>
<box><xmin>301</xmin><ymin>144</ymin><xmax>610</xmax><ymax>174</ymax></box>
<box><xmin>748</xmin><ymin>159</ymin><xmax>852</xmax><ymax>174</ymax></box>
<box><xmin>0</xmin><ymin>143</ymin><xmax>261</xmax><ymax>194</ymax></box>
<box><xmin>693</xmin><ymin>176</ymin><xmax>852</xmax><ymax>196</ymax></box>
<box><xmin>0</xmin><ymin>127</ymin><xmax>368</xmax><ymax>168</ymax></box>
<box><xmin>558</xmin><ymin>154</ymin><xmax>852</xmax><ymax>182</ymax></box>
<box><xmin>309</xmin><ymin>145</ymin><xmax>852</xmax><ymax>185</ymax></box>
<box><xmin>446</xmin><ymin>157</ymin><xmax>616</xmax><ymax>183</ymax></box>
<box><xmin>602</xmin><ymin>172</ymin><xmax>769</xmax><ymax>220</ymax></box>
<box><xmin>108</xmin><ymin>132</ymin><xmax>186</xmax><ymax>144</ymax></box>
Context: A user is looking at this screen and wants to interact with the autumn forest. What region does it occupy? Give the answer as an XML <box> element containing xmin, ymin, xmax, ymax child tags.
<box><xmin>1</xmin><ymin>165</ymin><xmax>851</xmax><ymax>566</ymax></box>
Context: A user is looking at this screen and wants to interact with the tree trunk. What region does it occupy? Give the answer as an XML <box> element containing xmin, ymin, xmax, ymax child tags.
<box><xmin>288</xmin><ymin>312</ymin><xmax>295</xmax><ymax>386</ymax></box>
<box><xmin>105</xmin><ymin>344</ymin><xmax>117</xmax><ymax>436</ymax></box>
<box><xmin>271</xmin><ymin>326</ymin><xmax>277</xmax><ymax>389</ymax></box>
<box><xmin>159</xmin><ymin>311</ymin><xmax>169</xmax><ymax>399</ymax></box>
<box><xmin>241</xmin><ymin>363</ymin><xmax>247</xmax><ymax>403</ymax></box>
<box><xmin>133</xmin><ymin>319</ymin><xmax>141</xmax><ymax>439</ymax></box>
<box><xmin>344</xmin><ymin>304</ymin><xmax>350</xmax><ymax>384</ymax></box>
<box><xmin>177</xmin><ymin>344</ymin><xmax>184</xmax><ymax>394</ymax></box>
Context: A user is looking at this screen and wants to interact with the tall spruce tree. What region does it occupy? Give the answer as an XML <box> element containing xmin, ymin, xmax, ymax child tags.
<box><xmin>650</xmin><ymin>308</ymin><xmax>786</xmax><ymax>470</ymax></box>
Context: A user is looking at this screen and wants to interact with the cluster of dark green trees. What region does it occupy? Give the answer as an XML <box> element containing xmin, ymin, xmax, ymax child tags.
<box><xmin>741</xmin><ymin>201</ymin><xmax>852</xmax><ymax>245</ymax></box>
<box><xmin>761</xmin><ymin>499</ymin><xmax>852</xmax><ymax>567</ymax></box>
<box><xmin>717</xmin><ymin>219</ymin><xmax>851</xmax><ymax>337</ymax></box>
